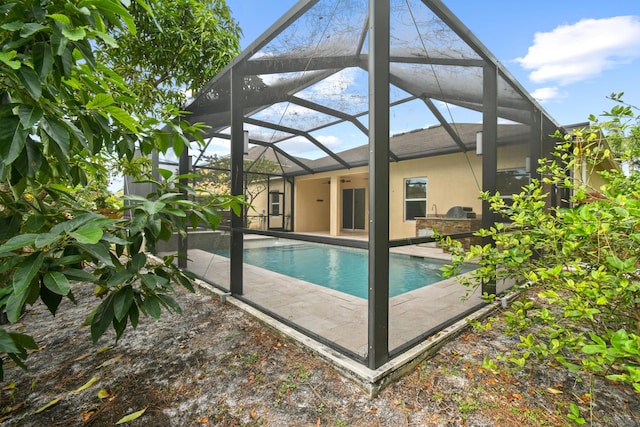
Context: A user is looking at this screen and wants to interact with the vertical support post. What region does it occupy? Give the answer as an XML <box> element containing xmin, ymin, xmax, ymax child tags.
<box><xmin>481</xmin><ymin>63</ymin><xmax>498</xmax><ymax>296</ymax></box>
<box><xmin>230</xmin><ymin>66</ymin><xmax>244</xmax><ymax>295</ymax></box>
<box><xmin>151</xmin><ymin>150</ymin><xmax>160</xmax><ymax>181</ymax></box>
<box><xmin>367</xmin><ymin>0</ymin><xmax>390</xmax><ymax>370</ymax></box>
<box><xmin>329</xmin><ymin>176</ymin><xmax>339</xmax><ymax>236</ymax></box>
<box><xmin>177</xmin><ymin>147</ymin><xmax>189</xmax><ymax>269</ymax></box>
<box><xmin>288</xmin><ymin>178</ymin><xmax>295</xmax><ymax>231</ymax></box>
<box><xmin>529</xmin><ymin>109</ymin><xmax>543</xmax><ymax>261</ymax></box>
<box><xmin>530</xmin><ymin>108</ymin><xmax>542</xmax><ymax>184</ymax></box>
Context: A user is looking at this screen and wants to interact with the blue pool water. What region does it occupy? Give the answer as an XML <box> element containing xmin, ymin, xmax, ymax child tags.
<box><xmin>215</xmin><ymin>242</ymin><xmax>473</xmax><ymax>299</ymax></box>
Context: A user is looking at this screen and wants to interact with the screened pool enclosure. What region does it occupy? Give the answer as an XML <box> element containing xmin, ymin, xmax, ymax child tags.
<box><xmin>137</xmin><ymin>0</ymin><xmax>566</xmax><ymax>380</ymax></box>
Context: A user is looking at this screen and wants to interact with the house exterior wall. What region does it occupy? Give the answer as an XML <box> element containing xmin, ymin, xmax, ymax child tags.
<box><xmin>246</xmin><ymin>143</ymin><xmax>532</xmax><ymax>238</ymax></box>
<box><xmin>248</xmin><ymin>180</ymin><xmax>268</xmax><ymax>230</ymax></box>
<box><xmin>246</xmin><ymin>177</ymin><xmax>292</xmax><ymax>230</ymax></box>
<box><xmin>389</xmin><ymin>143</ymin><xmax>529</xmax><ymax>239</ymax></box>
<box><xmin>293</xmin><ymin>176</ymin><xmax>333</xmax><ymax>232</ymax></box>
<box><xmin>574</xmin><ymin>158</ymin><xmax>612</xmax><ymax>193</ymax></box>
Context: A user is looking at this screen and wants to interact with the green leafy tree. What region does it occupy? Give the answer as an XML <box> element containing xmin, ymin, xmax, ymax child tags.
<box><xmin>599</xmin><ymin>92</ymin><xmax>640</xmax><ymax>171</ymax></box>
<box><xmin>92</xmin><ymin>0</ymin><xmax>242</xmax><ymax>196</ymax></box>
<box><xmin>0</xmin><ymin>0</ymin><xmax>243</xmax><ymax>379</ymax></box>
<box><xmin>441</xmin><ymin>96</ymin><xmax>640</xmax><ymax>393</ymax></box>
<box><xmin>198</xmin><ymin>154</ymin><xmax>282</xmax><ymax>225</ymax></box>
<box><xmin>98</xmin><ymin>0</ymin><xmax>241</xmax><ymax>113</ymax></box>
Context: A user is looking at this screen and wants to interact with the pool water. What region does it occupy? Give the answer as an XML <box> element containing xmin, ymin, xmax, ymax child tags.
<box><xmin>215</xmin><ymin>242</ymin><xmax>473</xmax><ymax>299</ymax></box>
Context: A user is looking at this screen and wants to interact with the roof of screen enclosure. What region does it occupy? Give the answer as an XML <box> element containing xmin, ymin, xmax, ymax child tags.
<box><xmin>183</xmin><ymin>0</ymin><xmax>561</xmax><ymax>177</ymax></box>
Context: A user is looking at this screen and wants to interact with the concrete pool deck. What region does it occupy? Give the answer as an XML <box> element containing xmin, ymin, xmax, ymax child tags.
<box><xmin>179</xmin><ymin>239</ymin><xmax>509</xmax><ymax>357</ymax></box>
<box><xmin>163</xmin><ymin>235</ymin><xmax>514</xmax><ymax>395</ymax></box>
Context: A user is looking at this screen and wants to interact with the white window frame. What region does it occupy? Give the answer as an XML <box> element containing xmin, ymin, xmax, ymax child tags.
<box><xmin>404</xmin><ymin>177</ymin><xmax>427</xmax><ymax>221</ymax></box>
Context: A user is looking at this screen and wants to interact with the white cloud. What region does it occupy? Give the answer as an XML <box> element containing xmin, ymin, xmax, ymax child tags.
<box><xmin>530</xmin><ymin>87</ymin><xmax>566</xmax><ymax>103</ymax></box>
<box><xmin>316</xmin><ymin>134</ymin><xmax>341</xmax><ymax>148</ymax></box>
<box><xmin>516</xmin><ymin>16</ymin><xmax>640</xmax><ymax>85</ymax></box>
<box><xmin>308</xmin><ymin>68</ymin><xmax>358</xmax><ymax>97</ymax></box>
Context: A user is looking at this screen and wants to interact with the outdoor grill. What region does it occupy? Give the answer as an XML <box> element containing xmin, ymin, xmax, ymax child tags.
<box><xmin>444</xmin><ymin>206</ymin><xmax>476</xmax><ymax>219</ymax></box>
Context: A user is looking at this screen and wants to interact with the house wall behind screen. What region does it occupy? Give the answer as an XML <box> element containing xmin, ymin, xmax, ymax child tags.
<box><xmin>246</xmin><ymin>143</ymin><xmax>531</xmax><ymax>239</ymax></box>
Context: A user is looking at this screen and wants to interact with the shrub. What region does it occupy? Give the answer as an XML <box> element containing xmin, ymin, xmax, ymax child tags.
<box><xmin>441</xmin><ymin>95</ymin><xmax>640</xmax><ymax>392</ymax></box>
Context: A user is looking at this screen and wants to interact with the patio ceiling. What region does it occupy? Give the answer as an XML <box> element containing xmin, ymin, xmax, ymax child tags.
<box><xmin>184</xmin><ymin>0</ymin><xmax>560</xmax><ymax>176</ymax></box>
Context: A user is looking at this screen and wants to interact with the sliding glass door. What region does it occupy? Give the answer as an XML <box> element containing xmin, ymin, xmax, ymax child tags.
<box><xmin>342</xmin><ymin>188</ymin><xmax>366</xmax><ymax>230</ymax></box>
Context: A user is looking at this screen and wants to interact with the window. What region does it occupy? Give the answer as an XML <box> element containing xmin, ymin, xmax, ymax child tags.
<box><xmin>404</xmin><ymin>178</ymin><xmax>427</xmax><ymax>221</ymax></box>
<box><xmin>496</xmin><ymin>168</ymin><xmax>529</xmax><ymax>199</ymax></box>
<box><xmin>270</xmin><ymin>192</ymin><xmax>281</xmax><ymax>216</ymax></box>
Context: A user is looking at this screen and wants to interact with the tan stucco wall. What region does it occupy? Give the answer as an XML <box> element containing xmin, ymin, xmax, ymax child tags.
<box><xmin>573</xmin><ymin>158</ymin><xmax>612</xmax><ymax>193</ymax></box>
<box><xmin>248</xmin><ymin>143</ymin><xmax>532</xmax><ymax>238</ymax></box>
<box><xmin>248</xmin><ymin>183</ymin><xmax>268</xmax><ymax>230</ymax></box>
<box><xmin>389</xmin><ymin>144</ymin><xmax>530</xmax><ymax>239</ymax></box>
<box><xmin>246</xmin><ymin>178</ymin><xmax>291</xmax><ymax>230</ymax></box>
<box><xmin>293</xmin><ymin>176</ymin><xmax>332</xmax><ymax>232</ymax></box>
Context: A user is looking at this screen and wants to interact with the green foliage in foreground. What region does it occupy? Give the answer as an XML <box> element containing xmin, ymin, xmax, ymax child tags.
<box><xmin>441</xmin><ymin>95</ymin><xmax>640</xmax><ymax>393</ymax></box>
<box><xmin>0</xmin><ymin>0</ymin><xmax>243</xmax><ymax>380</ymax></box>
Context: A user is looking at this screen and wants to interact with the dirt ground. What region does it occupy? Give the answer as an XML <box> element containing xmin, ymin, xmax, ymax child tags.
<box><xmin>1</xmin><ymin>280</ymin><xmax>639</xmax><ymax>426</ymax></box>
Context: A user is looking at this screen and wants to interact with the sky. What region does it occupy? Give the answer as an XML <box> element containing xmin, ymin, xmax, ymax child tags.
<box><xmin>224</xmin><ymin>0</ymin><xmax>640</xmax><ymax>128</ymax></box>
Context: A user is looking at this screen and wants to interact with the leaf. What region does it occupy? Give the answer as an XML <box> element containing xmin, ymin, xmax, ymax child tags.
<box><xmin>17</xmin><ymin>105</ymin><xmax>43</xmax><ymax>130</ymax></box>
<box><xmin>172</xmin><ymin>136</ymin><xmax>184</xmax><ymax>158</ymax></box>
<box><xmin>113</xmin><ymin>287</ymin><xmax>134</xmax><ymax>322</ymax></box>
<box><xmin>39</xmin><ymin>281</ymin><xmax>62</xmax><ymax>316</ymax></box>
<box><xmin>76</xmin><ymin>243</ymin><xmax>115</xmax><ymax>268</ymax></box>
<box><xmin>73</xmin><ymin>376</ymin><xmax>98</xmax><ymax>393</ymax></box>
<box><xmin>94</xmin><ymin>30</ymin><xmax>118</xmax><ymax>47</ymax></box>
<box><xmin>86</xmin><ymin>93</ymin><xmax>114</xmax><ymax>109</ymax></box>
<box><xmin>20</xmin><ymin>23</ymin><xmax>47</xmax><ymax>38</ymax></box>
<box><xmin>91</xmin><ymin>295</ymin><xmax>114</xmax><ymax>342</ymax></box>
<box><xmin>116</xmin><ymin>408</ymin><xmax>146</xmax><ymax>424</ymax></box>
<box><xmin>43</xmin><ymin>272</ymin><xmax>71</xmax><ymax>296</ymax></box>
<box><xmin>142</xmin><ymin>295</ymin><xmax>161</xmax><ymax>319</ymax></box>
<box><xmin>61</xmin><ymin>268</ymin><xmax>96</xmax><ymax>282</ymax></box>
<box><xmin>0</xmin><ymin>116</ymin><xmax>27</xmax><ymax>166</ymax></box>
<box><xmin>13</xmin><ymin>252</ymin><xmax>44</xmax><ymax>296</ymax></box>
<box><xmin>1</xmin><ymin>22</ymin><xmax>24</xmax><ymax>31</ymax></box>
<box><xmin>129</xmin><ymin>252</ymin><xmax>147</xmax><ymax>272</ymax></box>
<box><xmin>101</xmin><ymin>233</ymin><xmax>128</xmax><ymax>246</ymax></box>
<box><xmin>106</xmin><ymin>271</ymin><xmax>134</xmax><ymax>288</ymax></box>
<box><xmin>73</xmin><ymin>353</ymin><xmax>91</xmax><ymax>362</ymax></box>
<box><xmin>18</xmin><ymin>66</ymin><xmax>42</xmax><ymax>101</ymax></box>
<box><xmin>0</xmin><ymin>329</ymin><xmax>19</xmax><ymax>354</ymax></box>
<box><xmin>113</xmin><ymin>313</ymin><xmax>127</xmax><ymax>341</ymax></box>
<box><xmin>35</xmin><ymin>232</ymin><xmax>62</xmax><ymax>249</ymax></box>
<box><xmin>41</xmin><ymin>118</ymin><xmax>70</xmax><ymax>157</ymax></box>
<box><xmin>97</xmin><ymin>388</ymin><xmax>110</xmax><ymax>399</ymax></box>
<box><xmin>157</xmin><ymin>294</ymin><xmax>182</xmax><ymax>315</ymax></box>
<box><xmin>86</xmin><ymin>0</ymin><xmax>136</xmax><ymax>35</ymax></box>
<box><xmin>34</xmin><ymin>397</ymin><xmax>62</xmax><ymax>414</ymax></box>
<box><xmin>5</xmin><ymin>289</ymin><xmax>29</xmax><ymax>324</ymax></box>
<box><xmin>105</xmin><ymin>105</ymin><xmax>138</xmax><ymax>133</ymax></box>
<box><xmin>162</xmin><ymin>207</ymin><xmax>186</xmax><ymax>217</ymax></box>
<box><xmin>158</xmin><ymin>168</ymin><xmax>173</xmax><ymax>180</ymax></box>
<box><xmin>611</xmin><ymin>329</ymin><xmax>629</xmax><ymax>351</ymax></box>
<box><xmin>96</xmin><ymin>346</ymin><xmax>113</xmax><ymax>354</ymax></box>
<box><xmin>128</xmin><ymin>303</ymin><xmax>139</xmax><ymax>328</ymax></box>
<box><xmin>62</xmin><ymin>26</ymin><xmax>86</xmax><ymax>41</ymax></box>
<box><xmin>47</xmin><ymin>14</ymin><xmax>71</xmax><ymax>25</ymax></box>
<box><xmin>31</xmin><ymin>42</ymin><xmax>53</xmax><ymax>80</ymax></box>
<box><xmin>69</xmin><ymin>225</ymin><xmax>103</xmax><ymax>244</ymax></box>
<box><xmin>0</xmin><ymin>233</ymin><xmax>38</xmax><ymax>252</ymax></box>
<box><xmin>0</xmin><ymin>51</ymin><xmax>20</xmax><ymax>69</ymax></box>
<box><xmin>10</xmin><ymin>333</ymin><xmax>37</xmax><ymax>351</ymax></box>
<box><xmin>140</xmin><ymin>274</ymin><xmax>157</xmax><ymax>290</ymax></box>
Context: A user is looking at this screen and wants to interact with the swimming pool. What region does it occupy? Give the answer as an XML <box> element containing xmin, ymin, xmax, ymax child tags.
<box><xmin>215</xmin><ymin>242</ymin><xmax>473</xmax><ymax>299</ymax></box>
